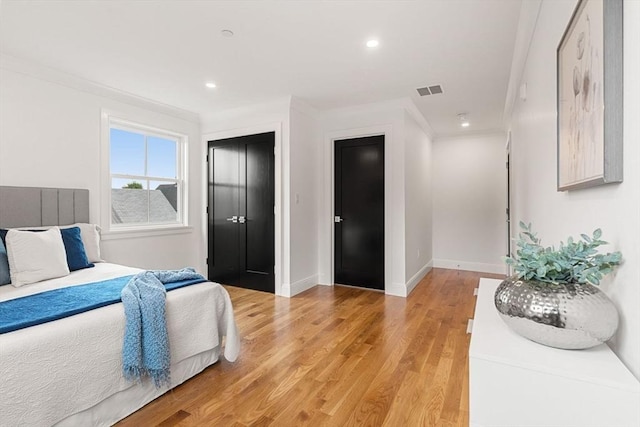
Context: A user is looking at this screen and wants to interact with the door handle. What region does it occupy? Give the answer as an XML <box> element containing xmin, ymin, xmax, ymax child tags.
<box><xmin>226</xmin><ymin>215</ymin><xmax>238</xmax><ymax>223</ymax></box>
<box><xmin>238</xmin><ymin>216</ymin><xmax>246</xmax><ymax>224</ymax></box>
<box><xmin>334</xmin><ymin>215</ymin><xmax>343</xmax><ymax>223</ymax></box>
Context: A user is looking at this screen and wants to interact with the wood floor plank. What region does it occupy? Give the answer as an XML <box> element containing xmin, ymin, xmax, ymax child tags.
<box><xmin>156</xmin><ymin>410</ymin><xmax>191</xmax><ymax>427</ymax></box>
<box><xmin>381</xmin><ymin>369</ymin><xmax>423</xmax><ymax>426</ymax></box>
<box><xmin>342</xmin><ymin>298</ymin><xmax>433</xmax><ymax>426</ymax></box>
<box><xmin>116</xmin><ymin>268</ymin><xmax>504</xmax><ymax>427</ymax></box>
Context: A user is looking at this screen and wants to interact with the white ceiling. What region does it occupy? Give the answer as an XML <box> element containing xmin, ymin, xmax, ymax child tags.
<box><xmin>0</xmin><ymin>0</ymin><xmax>522</xmax><ymax>137</ymax></box>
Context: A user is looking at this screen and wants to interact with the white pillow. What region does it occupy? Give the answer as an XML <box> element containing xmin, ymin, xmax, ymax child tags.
<box><xmin>70</xmin><ymin>223</ymin><xmax>103</xmax><ymax>263</ymax></box>
<box><xmin>6</xmin><ymin>227</ymin><xmax>70</xmax><ymax>287</ymax></box>
<box><xmin>14</xmin><ymin>223</ymin><xmax>103</xmax><ymax>263</ymax></box>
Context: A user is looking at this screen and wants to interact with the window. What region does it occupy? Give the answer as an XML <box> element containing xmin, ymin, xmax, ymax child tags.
<box><xmin>108</xmin><ymin>119</ymin><xmax>187</xmax><ymax>229</ymax></box>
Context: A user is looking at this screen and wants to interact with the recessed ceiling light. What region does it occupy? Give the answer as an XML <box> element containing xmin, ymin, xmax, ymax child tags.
<box><xmin>205</xmin><ymin>82</ymin><xmax>216</xmax><ymax>89</ymax></box>
<box><xmin>221</xmin><ymin>29</ymin><xmax>234</xmax><ymax>38</ymax></box>
<box><xmin>458</xmin><ymin>113</ymin><xmax>470</xmax><ymax>128</ymax></box>
<box><xmin>366</xmin><ymin>39</ymin><xmax>379</xmax><ymax>48</ymax></box>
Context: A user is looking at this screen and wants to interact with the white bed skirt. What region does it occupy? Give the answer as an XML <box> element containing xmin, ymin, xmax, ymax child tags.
<box><xmin>56</xmin><ymin>347</ymin><xmax>221</xmax><ymax>427</ymax></box>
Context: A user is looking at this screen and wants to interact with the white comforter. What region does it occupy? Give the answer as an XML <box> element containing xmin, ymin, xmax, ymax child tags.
<box><xmin>0</xmin><ymin>263</ymin><xmax>240</xmax><ymax>427</ymax></box>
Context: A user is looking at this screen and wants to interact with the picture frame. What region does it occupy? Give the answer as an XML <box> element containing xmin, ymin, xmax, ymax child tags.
<box><xmin>556</xmin><ymin>0</ymin><xmax>623</xmax><ymax>191</ymax></box>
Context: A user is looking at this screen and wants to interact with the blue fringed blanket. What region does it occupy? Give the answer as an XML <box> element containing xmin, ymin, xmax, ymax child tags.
<box><xmin>121</xmin><ymin>268</ymin><xmax>205</xmax><ymax>387</ymax></box>
<box><xmin>0</xmin><ymin>271</ymin><xmax>205</xmax><ymax>334</ymax></box>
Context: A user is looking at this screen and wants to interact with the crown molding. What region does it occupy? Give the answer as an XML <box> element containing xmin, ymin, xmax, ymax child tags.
<box><xmin>502</xmin><ymin>0</ymin><xmax>543</xmax><ymax>128</ymax></box>
<box><xmin>199</xmin><ymin>96</ymin><xmax>291</xmax><ymax>125</ymax></box>
<box><xmin>0</xmin><ymin>53</ymin><xmax>200</xmax><ymax>123</ymax></box>
<box><xmin>320</xmin><ymin>97</ymin><xmax>435</xmax><ymax>139</ymax></box>
<box><xmin>320</xmin><ymin>97</ymin><xmax>408</xmax><ymax>119</ymax></box>
<box><xmin>290</xmin><ymin>96</ymin><xmax>320</xmax><ymax>118</ymax></box>
<box><xmin>401</xmin><ymin>97</ymin><xmax>435</xmax><ymax>140</ymax></box>
<box><xmin>435</xmin><ymin>128</ymin><xmax>507</xmax><ymax>142</ymax></box>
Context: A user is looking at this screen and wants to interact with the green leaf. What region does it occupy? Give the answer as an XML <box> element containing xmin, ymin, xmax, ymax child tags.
<box><xmin>536</xmin><ymin>266</ymin><xmax>547</xmax><ymax>277</ymax></box>
<box><xmin>502</xmin><ymin>223</ymin><xmax>620</xmax><ymax>286</ymax></box>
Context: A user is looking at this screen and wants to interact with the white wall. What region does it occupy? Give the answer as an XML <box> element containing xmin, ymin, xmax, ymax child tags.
<box><xmin>0</xmin><ymin>61</ymin><xmax>204</xmax><ymax>272</ymax></box>
<box><xmin>320</xmin><ymin>99</ymin><xmax>433</xmax><ymax>296</ymax></box>
<box><xmin>403</xmin><ymin>111</ymin><xmax>433</xmax><ymax>292</ymax></box>
<box><xmin>320</xmin><ymin>103</ymin><xmax>404</xmax><ymax>295</ymax></box>
<box><xmin>288</xmin><ymin>99</ymin><xmax>321</xmax><ymax>295</ymax></box>
<box><xmin>508</xmin><ymin>0</ymin><xmax>640</xmax><ymax>379</ymax></box>
<box><xmin>200</xmin><ymin>99</ymin><xmax>288</xmax><ymax>295</ymax></box>
<box><xmin>203</xmin><ymin>97</ymin><xmax>434</xmax><ymax>298</ymax></box>
<box><xmin>432</xmin><ymin>132</ymin><xmax>507</xmax><ymax>274</ymax></box>
<box><xmin>201</xmin><ymin>98</ymin><xmax>322</xmax><ymax>297</ymax></box>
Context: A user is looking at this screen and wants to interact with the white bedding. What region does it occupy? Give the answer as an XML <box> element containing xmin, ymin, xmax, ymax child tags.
<box><xmin>0</xmin><ymin>263</ymin><xmax>240</xmax><ymax>427</ymax></box>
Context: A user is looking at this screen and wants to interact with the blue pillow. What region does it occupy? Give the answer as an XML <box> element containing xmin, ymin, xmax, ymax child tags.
<box><xmin>60</xmin><ymin>227</ymin><xmax>94</xmax><ymax>271</ymax></box>
<box><xmin>0</xmin><ymin>238</ymin><xmax>10</xmax><ymax>285</ymax></box>
<box><xmin>0</xmin><ymin>227</ymin><xmax>94</xmax><ymax>273</ymax></box>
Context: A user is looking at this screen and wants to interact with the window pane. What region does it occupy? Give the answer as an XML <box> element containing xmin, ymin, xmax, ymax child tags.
<box><xmin>147</xmin><ymin>136</ymin><xmax>177</xmax><ymax>178</ymax></box>
<box><xmin>150</xmin><ymin>180</ymin><xmax>178</xmax><ymax>223</ymax></box>
<box><xmin>108</xmin><ymin>120</ymin><xmax>185</xmax><ymax>228</ymax></box>
<box><xmin>112</xmin><ymin>178</ymin><xmax>147</xmax><ymax>190</ymax></box>
<box><xmin>110</xmin><ymin>128</ymin><xmax>145</xmax><ymax>176</ymax></box>
<box><xmin>111</xmin><ymin>178</ymin><xmax>148</xmax><ymax>224</ymax></box>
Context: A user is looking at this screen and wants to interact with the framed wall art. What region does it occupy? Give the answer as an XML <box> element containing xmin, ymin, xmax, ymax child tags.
<box><xmin>557</xmin><ymin>0</ymin><xmax>623</xmax><ymax>191</ymax></box>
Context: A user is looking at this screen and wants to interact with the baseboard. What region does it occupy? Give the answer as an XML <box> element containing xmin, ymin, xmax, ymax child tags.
<box><xmin>406</xmin><ymin>260</ymin><xmax>433</xmax><ymax>296</ymax></box>
<box><xmin>282</xmin><ymin>274</ymin><xmax>319</xmax><ymax>297</ymax></box>
<box><xmin>433</xmin><ymin>259</ymin><xmax>506</xmax><ymax>275</ymax></box>
<box><xmin>385</xmin><ymin>282</ymin><xmax>407</xmax><ymax>297</ymax></box>
<box><xmin>317</xmin><ymin>274</ymin><xmax>331</xmax><ymax>286</ymax></box>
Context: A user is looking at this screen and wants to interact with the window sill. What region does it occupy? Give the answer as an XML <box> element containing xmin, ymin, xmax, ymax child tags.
<box><xmin>101</xmin><ymin>225</ymin><xmax>194</xmax><ymax>241</ymax></box>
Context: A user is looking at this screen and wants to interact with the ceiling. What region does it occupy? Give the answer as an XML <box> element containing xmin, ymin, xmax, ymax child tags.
<box><xmin>0</xmin><ymin>0</ymin><xmax>522</xmax><ymax>137</ymax></box>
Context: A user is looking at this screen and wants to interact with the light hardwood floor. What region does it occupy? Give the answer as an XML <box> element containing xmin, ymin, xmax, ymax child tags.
<box><xmin>117</xmin><ymin>268</ymin><xmax>503</xmax><ymax>427</ymax></box>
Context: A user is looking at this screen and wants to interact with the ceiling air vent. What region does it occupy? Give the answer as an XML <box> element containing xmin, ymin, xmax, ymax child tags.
<box><xmin>417</xmin><ymin>85</ymin><xmax>443</xmax><ymax>96</ymax></box>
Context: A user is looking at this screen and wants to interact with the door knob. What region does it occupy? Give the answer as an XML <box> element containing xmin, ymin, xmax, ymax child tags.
<box><xmin>226</xmin><ymin>215</ymin><xmax>238</xmax><ymax>223</ymax></box>
<box><xmin>334</xmin><ymin>215</ymin><xmax>343</xmax><ymax>223</ymax></box>
<box><xmin>238</xmin><ymin>216</ymin><xmax>246</xmax><ymax>224</ymax></box>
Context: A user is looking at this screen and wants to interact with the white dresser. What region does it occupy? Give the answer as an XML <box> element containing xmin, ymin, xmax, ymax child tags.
<box><xmin>469</xmin><ymin>278</ymin><xmax>640</xmax><ymax>427</ymax></box>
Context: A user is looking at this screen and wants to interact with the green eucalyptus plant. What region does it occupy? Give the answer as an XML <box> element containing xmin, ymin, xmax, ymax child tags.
<box><xmin>505</xmin><ymin>222</ymin><xmax>622</xmax><ymax>286</ymax></box>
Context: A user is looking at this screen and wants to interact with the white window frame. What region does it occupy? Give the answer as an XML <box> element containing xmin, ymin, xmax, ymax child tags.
<box><xmin>101</xmin><ymin>112</ymin><xmax>189</xmax><ymax>237</ymax></box>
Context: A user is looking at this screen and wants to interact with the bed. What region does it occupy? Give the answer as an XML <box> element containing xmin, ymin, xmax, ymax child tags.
<box><xmin>0</xmin><ymin>186</ymin><xmax>240</xmax><ymax>426</ymax></box>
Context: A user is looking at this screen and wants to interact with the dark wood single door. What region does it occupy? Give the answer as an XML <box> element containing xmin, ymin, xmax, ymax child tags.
<box><xmin>208</xmin><ymin>132</ymin><xmax>275</xmax><ymax>293</ymax></box>
<box><xmin>334</xmin><ymin>135</ymin><xmax>384</xmax><ymax>290</ymax></box>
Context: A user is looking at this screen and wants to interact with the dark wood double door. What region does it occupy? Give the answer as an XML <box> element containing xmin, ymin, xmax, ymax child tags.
<box><xmin>207</xmin><ymin>132</ymin><xmax>275</xmax><ymax>293</ymax></box>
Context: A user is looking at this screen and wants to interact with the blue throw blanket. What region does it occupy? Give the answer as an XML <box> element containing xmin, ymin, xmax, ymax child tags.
<box><xmin>0</xmin><ymin>269</ymin><xmax>207</xmax><ymax>387</ymax></box>
<box><xmin>0</xmin><ymin>271</ymin><xmax>206</xmax><ymax>335</ymax></box>
<box><xmin>0</xmin><ymin>275</ymin><xmax>134</xmax><ymax>334</ymax></box>
<box><xmin>121</xmin><ymin>268</ymin><xmax>206</xmax><ymax>388</ymax></box>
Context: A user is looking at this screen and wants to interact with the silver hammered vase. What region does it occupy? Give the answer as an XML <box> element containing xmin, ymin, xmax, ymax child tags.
<box><xmin>494</xmin><ymin>277</ymin><xmax>619</xmax><ymax>349</ymax></box>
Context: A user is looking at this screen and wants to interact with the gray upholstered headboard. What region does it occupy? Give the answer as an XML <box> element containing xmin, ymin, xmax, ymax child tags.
<box><xmin>0</xmin><ymin>186</ymin><xmax>90</xmax><ymax>229</ymax></box>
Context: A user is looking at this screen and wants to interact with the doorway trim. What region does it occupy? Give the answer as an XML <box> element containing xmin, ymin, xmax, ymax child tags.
<box><xmin>202</xmin><ymin>122</ymin><xmax>283</xmax><ymax>296</ymax></box>
<box><xmin>321</xmin><ymin>124</ymin><xmax>393</xmax><ymax>294</ymax></box>
<box><xmin>506</xmin><ymin>130</ymin><xmax>513</xmax><ymax>276</ymax></box>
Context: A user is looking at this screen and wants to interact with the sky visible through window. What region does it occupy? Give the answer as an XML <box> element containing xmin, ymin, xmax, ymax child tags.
<box><xmin>110</xmin><ymin>128</ymin><xmax>177</xmax><ymax>189</ymax></box>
